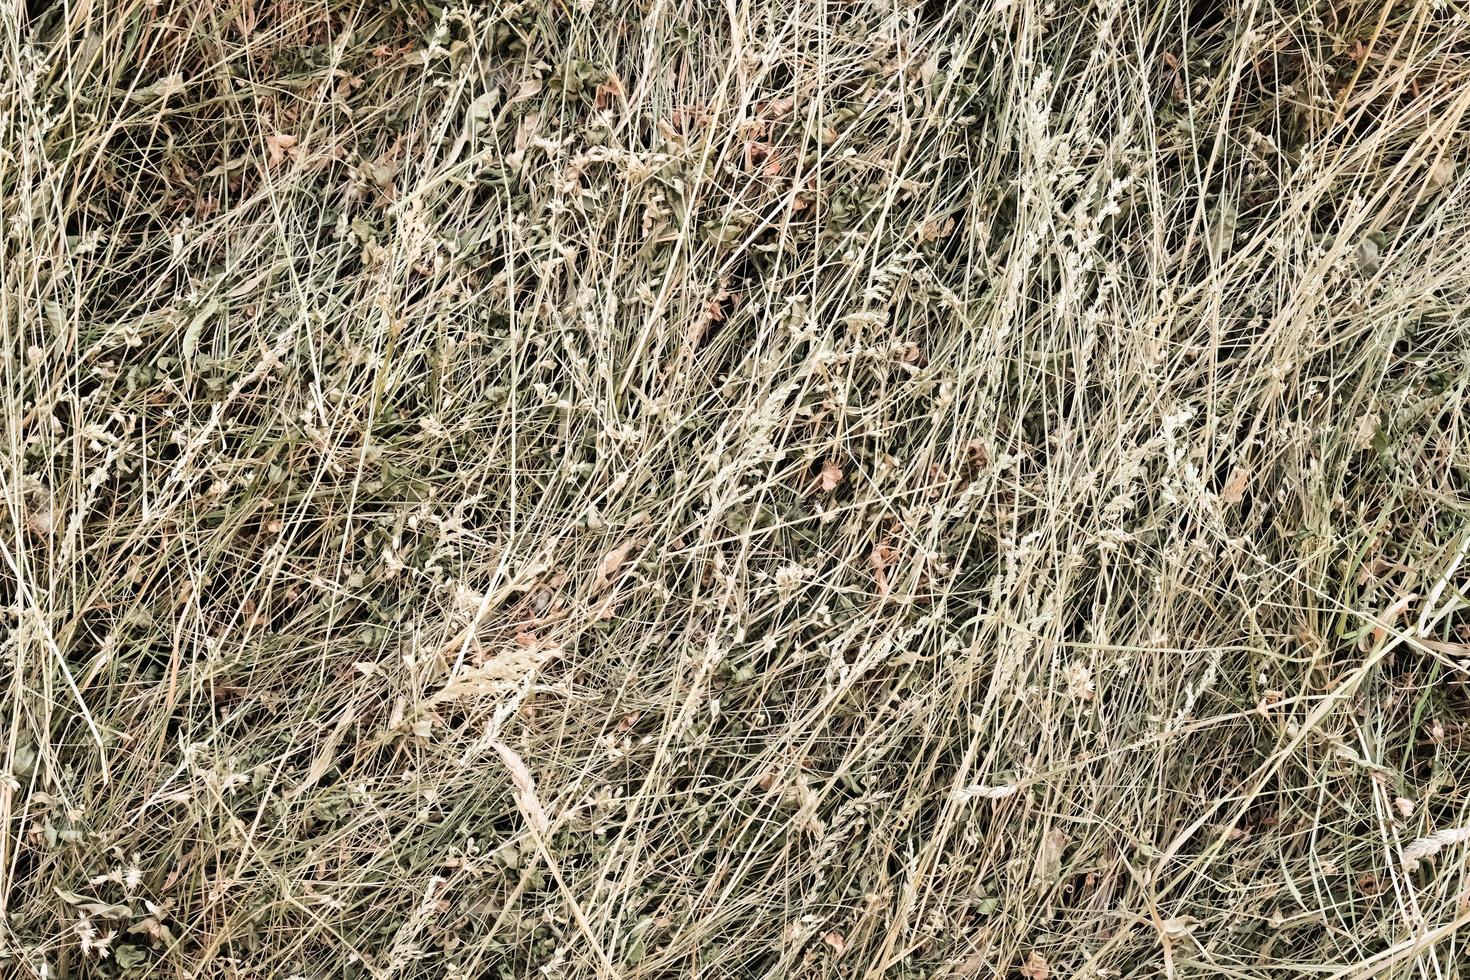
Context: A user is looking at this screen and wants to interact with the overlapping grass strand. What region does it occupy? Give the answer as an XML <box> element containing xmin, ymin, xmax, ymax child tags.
<box><xmin>3</xmin><ymin>0</ymin><xmax>1470</xmax><ymax>977</ymax></box>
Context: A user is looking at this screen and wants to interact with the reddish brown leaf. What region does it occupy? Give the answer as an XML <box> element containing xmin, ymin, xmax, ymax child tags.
<box><xmin>818</xmin><ymin>460</ymin><xmax>844</xmax><ymax>493</ymax></box>
<box><xmin>266</xmin><ymin>133</ymin><xmax>298</xmax><ymax>167</ymax></box>
<box><xmin>594</xmin><ymin>72</ymin><xmax>625</xmax><ymax>110</ymax></box>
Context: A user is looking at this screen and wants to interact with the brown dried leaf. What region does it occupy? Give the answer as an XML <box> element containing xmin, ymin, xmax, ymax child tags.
<box><xmin>764</xmin><ymin>95</ymin><xmax>796</xmax><ymax>119</ymax></box>
<box><xmin>917</xmin><ymin>216</ymin><xmax>955</xmax><ymax>242</ymax></box>
<box><xmin>594</xmin><ymin>539</ymin><xmax>639</xmax><ymax>589</ymax></box>
<box><xmin>1220</xmin><ymin>466</ymin><xmax>1250</xmax><ymax>504</ymax></box>
<box><xmin>1352</xmin><ymin>410</ymin><xmax>1378</xmax><ymax>450</ymax></box>
<box><xmin>509</xmin><ymin>77</ymin><xmax>544</xmax><ymax>106</ymax></box>
<box><xmin>869</xmin><ymin>541</ymin><xmax>898</xmax><ymax>596</ymax></box>
<box><xmin>266</xmin><ymin>133</ymin><xmax>298</xmax><ymax>167</ymax></box>
<box><xmin>1428</xmin><ymin>156</ymin><xmax>1457</xmax><ymax>190</ymax></box>
<box><xmin>1038</xmin><ymin>828</ymin><xmax>1070</xmax><ymax>881</ymax></box>
<box><xmin>594</xmin><ymin>71</ymin><xmax>625</xmax><ymax>110</ymax></box>
<box><xmin>514</xmin><ymin>111</ymin><xmax>541</xmax><ymax>153</ymax></box>
<box><xmin>1019</xmin><ymin>952</ymin><xmax>1049</xmax><ymax>980</ymax></box>
<box><xmin>819</xmin><ymin>459</ymin><xmax>844</xmax><ymax>492</ymax></box>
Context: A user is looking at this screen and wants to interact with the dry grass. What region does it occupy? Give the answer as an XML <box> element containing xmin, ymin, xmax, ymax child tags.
<box><xmin>3</xmin><ymin>0</ymin><xmax>1470</xmax><ymax>977</ymax></box>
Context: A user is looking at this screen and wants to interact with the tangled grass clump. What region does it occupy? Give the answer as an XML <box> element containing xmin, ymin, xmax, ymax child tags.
<box><xmin>3</xmin><ymin>0</ymin><xmax>1470</xmax><ymax>977</ymax></box>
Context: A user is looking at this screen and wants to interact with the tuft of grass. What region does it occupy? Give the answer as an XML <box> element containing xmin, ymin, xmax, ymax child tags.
<box><xmin>3</xmin><ymin>0</ymin><xmax>1469</xmax><ymax>977</ymax></box>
